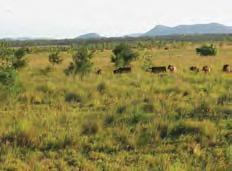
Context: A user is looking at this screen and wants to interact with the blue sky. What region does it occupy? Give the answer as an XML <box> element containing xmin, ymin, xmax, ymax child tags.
<box><xmin>0</xmin><ymin>0</ymin><xmax>231</xmax><ymax>38</ymax></box>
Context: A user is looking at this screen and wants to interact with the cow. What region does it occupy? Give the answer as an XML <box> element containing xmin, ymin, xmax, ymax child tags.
<box><xmin>223</xmin><ymin>64</ymin><xmax>231</xmax><ymax>73</ymax></box>
<box><xmin>202</xmin><ymin>66</ymin><xmax>211</xmax><ymax>73</ymax></box>
<box><xmin>96</xmin><ymin>69</ymin><xmax>102</xmax><ymax>75</ymax></box>
<box><xmin>167</xmin><ymin>65</ymin><xmax>177</xmax><ymax>72</ymax></box>
<box><xmin>190</xmin><ymin>66</ymin><xmax>200</xmax><ymax>73</ymax></box>
<box><xmin>148</xmin><ymin>66</ymin><xmax>167</xmax><ymax>73</ymax></box>
<box><xmin>113</xmin><ymin>67</ymin><xmax>131</xmax><ymax>74</ymax></box>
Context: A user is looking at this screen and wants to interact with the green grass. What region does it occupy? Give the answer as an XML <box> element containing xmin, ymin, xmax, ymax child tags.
<box><xmin>0</xmin><ymin>45</ymin><xmax>232</xmax><ymax>170</ymax></box>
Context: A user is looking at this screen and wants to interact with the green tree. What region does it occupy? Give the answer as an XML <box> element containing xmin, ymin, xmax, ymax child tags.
<box><xmin>48</xmin><ymin>51</ymin><xmax>63</xmax><ymax>66</ymax></box>
<box><xmin>0</xmin><ymin>42</ymin><xmax>18</xmax><ymax>86</ymax></box>
<box><xmin>0</xmin><ymin>42</ymin><xmax>13</xmax><ymax>69</ymax></box>
<box><xmin>111</xmin><ymin>43</ymin><xmax>138</xmax><ymax>67</ymax></box>
<box><xmin>12</xmin><ymin>48</ymin><xmax>27</xmax><ymax>69</ymax></box>
<box><xmin>64</xmin><ymin>47</ymin><xmax>94</xmax><ymax>80</ymax></box>
<box><xmin>196</xmin><ymin>44</ymin><xmax>217</xmax><ymax>56</ymax></box>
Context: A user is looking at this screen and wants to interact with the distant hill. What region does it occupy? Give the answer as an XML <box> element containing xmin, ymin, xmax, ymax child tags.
<box><xmin>125</xmin><ymin>33</ymin><xmax>143</xmax><ymax>38</ymax></box>
<box><xmin>143</xmin><ymin>23</ymin><xmax>232</xmax><ymax>37</ymax></box>
<box><xmin>76</xmin><ymin>33</ymin><xmax>102</xmax><ymax>40</ymax></box>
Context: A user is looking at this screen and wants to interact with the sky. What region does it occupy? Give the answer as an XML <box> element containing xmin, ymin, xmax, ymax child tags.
<box><xmin>0</xmin><ymin>0</ymin><xmax>231</xmax><ymax>39</ymax></box>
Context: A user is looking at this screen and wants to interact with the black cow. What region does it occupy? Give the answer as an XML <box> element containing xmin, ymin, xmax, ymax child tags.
<box><xmin>96</xmin><ymin>69</ymin><xmax>102</xmax><ymax>75</ymax></box>
<box><xmin>190</xmin><ymin>66</ymin><xmax>200</xmax><ymax>73</ymax></box>
<box><xmin>113</xmin><ymin>67</ymin><xmax>132</xmax><ymax>74</ymax></box>
<box><xmin>148</xmin><ymin>66</ymin><xmax>167</xmax><ymax>73</ymax></box>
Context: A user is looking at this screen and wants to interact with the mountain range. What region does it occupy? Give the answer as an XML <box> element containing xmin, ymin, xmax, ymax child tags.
<box><xmin>76</xmin><ymin>23</ymin><xmax>232</xmax><ymax>40</ymax></box>
<box><xmin>76</xmin><ymin>33</ymin><xmax>102</xmax><ymax>40</ymax></box>
<box><xmin>143</xmin><ymin>23</ymin><xmax>232</xmax><ymax>37</ymax></box>
<box><xmin>2</xmin><ymin>23</ymin><xmax>232</xmax><ymax>41</ymax></box>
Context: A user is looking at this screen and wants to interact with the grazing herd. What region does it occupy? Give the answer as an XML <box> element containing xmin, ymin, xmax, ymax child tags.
<box><xmin>96</xmin><ymin>64</ymin><xmax>231</xmax><ymax>75</ymax></box>
<box><xmin>223</xmin><ymin>64</ymin><xmax>231</xmax><ymax>72</ymax></box>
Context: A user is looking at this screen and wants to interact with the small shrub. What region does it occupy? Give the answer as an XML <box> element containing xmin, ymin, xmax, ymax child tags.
<box><xmin>65</xmin><ymin>92</ymin><xmax>82</xmax><ymax>103</ymax></box>
<box><xmin>0</xmin><ymin>69</ymin><xmax>17</xmax><ymax>86</ymax></box>
<box><xmin>42</xmin><ymin>135</ymin><xmax>73</xmax><ymax>151</ymax></box>
<box><xmin>0</xmin><ymin>120</ymin><xmax>36</xmax><ymax>148</ymax></box>
<box><xmin>116</xmin><ymin>105</ymin><xmax>126</xmax><ymax>114</ymax></box>
<box><xmin>169</xmin><ymin>122</ymin><xmax>200</xmax><ymax>138</ymax></box>
<box><xmin>217</xmin><ymin>94</ymin><xmax>232</xmax><ymax>105</ymax></box>
<box><xmin>169</xmin><ymin>120</ymin><xmax>217</xmax><ymax>144</ymax></box>
<box><xmin>142</xmin><ymin>103</ymin><xmax>154</xmax><ymax>113</ymax></box>
<box><xmin>81</xmin><ymin>121</ymin><xmax>99</xmax><ymax>135</ymax></box>
<box><xmin>104</xmin><ymin>114</ymin><xmax>115</xmax><ymax>126</ymax></box>
<box><xmin>141</xmin><ymin>55</ymin><xmax>153</xmax><ymax>71</ymax></box>
<box><xmin>97</xmin><ymin>82</ymin><xmax>106</xmax><ymax>94</ymax></box>
<box><xmin>48</xmin><ymin>51</ymin><xmax>62</xmax><ymax>66</ymax></box>
<box><xmin>157</xmin><ymin>122</ymin><xmax>168</xmax><ymax>139</ymax></box>
<box><xmin>39</xmin><ymin>66</ymin><xmax>52</xmax><ymax>76</ymax></box>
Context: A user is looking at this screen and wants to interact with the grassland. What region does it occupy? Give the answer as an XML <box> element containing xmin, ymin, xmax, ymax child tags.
<box><xmin>0</xmin><ymin>45</ymin><xmax>232</xmax><ymax>170</ymax></box>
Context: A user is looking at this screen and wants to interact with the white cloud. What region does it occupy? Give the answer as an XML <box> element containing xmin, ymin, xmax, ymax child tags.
<box><xmin>0</xmin><ymin>0</ymin><xmax>231</xmax><ymax>38</ymax></box>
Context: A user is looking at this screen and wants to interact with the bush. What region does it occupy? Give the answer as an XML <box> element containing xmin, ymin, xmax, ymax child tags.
<box><xmin>0</xmin><ymin>120</ymin><xmax>36</xmax><ymax>148</ymax></box>
<box><xmin>65</xmin><ymin>47</ymin><xmax>94</xmax><ymax>79</ymax></box>
<box><xmin>12</xmin><ymin>48</ymin><xmax>27</xmax><ymax>69</ymax></box>
<box><xmin>142</xmin><ymin>103</ymin><xmax>154</xmax><ymax>113</ymax></box>
<box><xmin>196</xmin><ymin>44</ymin><xmax>217</xmax><ymax>56</ymax></box>
<box><xmin>137</xmin><ymin>128</ymin><xmax>154</xmax><ymax>146</ymax></box>
<box><xmin>0</xmin><ymin>69</ymin><xmax>17</xmax><ymax>86</ymax></box>
<box><xmin>65</xmin><ymin>92</ymin><xmax>82</xmax><ymax>103</ymax></box>
<box><xmin>39</xmin><ymin>66</ymin><xmax>53</xmax><ymax>76</ymax></box>
<box><xmin>116</xmin><ymin>105</ymin><xmax>126</xmax><ymax>114</ymax></box>
<box><xmin>81</xmin><ymin>121</ymin><xmax>99</xmax><ymax>135</ymax></box>
<box><xmin>111</xmin><ymin>43</ymin><xmax>138</xmax><ymax>67</ymax></box>
<box><xmin>169</xmin><ymin>120</ymin><xmax>217</xmax><ymax>144</ymax></box>
<box><xmin>48</xmin><ymin>51</ymin><xmax>62</xmax><ymax>66</ymax></box>
<box><xmin>97</xmin><ymin>82</ymin><xmax>106</xmax><ymax>94</ymax></box>
<box><xmin>217</xmin><ymin>94</ymin><xmax>232</xmax><ymax>105</ymax></box>
<box><xmin>104</xmin><ymin>114</ymin><xmax>115</xmax><ymax>126</ymax></box>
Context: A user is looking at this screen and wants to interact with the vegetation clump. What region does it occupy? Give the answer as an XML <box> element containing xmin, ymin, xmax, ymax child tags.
<box><xmin>65</xmin><ymin>92</ymin><xmax>82</xmax><ymax>103</ymax></box>
<box><xmin>111</xmin><ymin>43</ymin><xmax>138</xmax><ymax>67</ymax></box>
<box><xmin>196</xmin><ymin>44</ymin><xmax>217</xmax><ymax>56</ymax></box>
<box><xmin>48</xmin><ymin>51</ymin><xmax>63</xmax><ymax>66</ymax></box>
<box><xmin>65</xmin><ymin>47</ymin><xmax>94</xmax><ymax>79</ymax></box>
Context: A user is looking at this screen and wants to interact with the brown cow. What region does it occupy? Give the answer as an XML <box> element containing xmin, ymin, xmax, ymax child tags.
<box><xmin>202</xmin><ymin>66</ymin><xmax>211</xmax><ymax>73</ymax></box>
<box><xmin>148</xmin><ymin>66</ymin><xmax>167</xmax><ymax>73</ymax></box>
<box><xmin>223</xmin><ymin>64</ymin><xmax>231</xmax><ymax>73</ymax></box>
<box><xmin>113</xmin><ymin>67</ymin><xmax>131</xmax><ymax>74</ymax></box>
<box><xmin>168</xmin><ymin>65</ymin><xmax>177</xmax><ymax>72</ymax></box>
<box><xmin>190</xmin><ymin>66</ymin><xmax>200</xmax><ymax>73</ymax></box>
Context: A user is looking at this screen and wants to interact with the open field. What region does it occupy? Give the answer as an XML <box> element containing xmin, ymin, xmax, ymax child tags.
<box><xmin>0</xmin><ymin>45</ymin><xmax>232</xmax><ymax>170</ymax></box>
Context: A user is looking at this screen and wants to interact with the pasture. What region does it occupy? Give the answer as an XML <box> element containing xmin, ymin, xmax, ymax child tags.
<box><xmin>0</xmin><ymin>44</ymin><xmax>232</xmax><ymax>170</ymax></box>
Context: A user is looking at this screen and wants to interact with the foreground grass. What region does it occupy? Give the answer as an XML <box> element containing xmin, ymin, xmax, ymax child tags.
<box><xmin>0</xmin><ymin>46</ymin><xmax>232</xmax><ymax>170</ymax></box>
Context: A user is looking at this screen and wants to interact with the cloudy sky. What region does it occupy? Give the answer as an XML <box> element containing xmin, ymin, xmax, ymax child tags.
<box><xmin>0</xmin><ymin>0</ymin><xmax>231</xmax><ymax>38</ymax></box>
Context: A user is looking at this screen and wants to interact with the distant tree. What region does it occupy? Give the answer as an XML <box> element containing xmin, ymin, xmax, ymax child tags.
<box><xmin>0</xmin><ymin>42</ymin><xmax>17</xmax><ymax>86</ymax></box>
<box><xmin>111</xmin><ymin>43</ymin><xmax>138</xmax><ymax>68</ymax></box>
<box><xmin>142</xmin><ymin>55</ymin><xmax>153</xmax><ymax>71</ymax></box>
<box><xmin>196</xmin><ymin>44</ymin><xmax>217</xmax><ymax>56</ymax></box>
<box><xmin>0</xmin><ymin>42</ymin><xmax>13</xmax><ymax>69</ymax></box>
<box><xmin>12</xmin><ymin>48</ymin><xmax>27</xmax><ymax>69</ymax></box>
<box><xmin>64</xmin><ymin>47</ymin><xmax>94</xmax><ymax>80</ymax></box>
<box><xmin>48</xmin><ymin>51</ymin><xmax>62</xmax><ymax>66</ymax></box>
